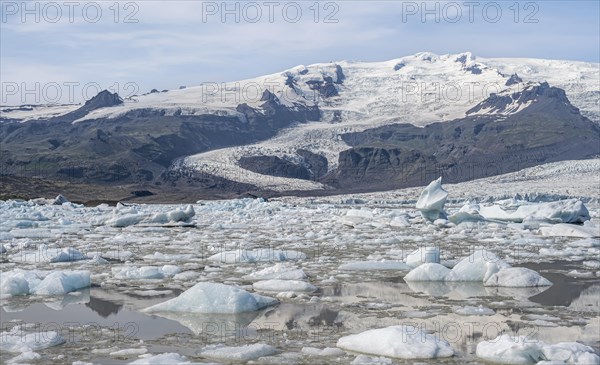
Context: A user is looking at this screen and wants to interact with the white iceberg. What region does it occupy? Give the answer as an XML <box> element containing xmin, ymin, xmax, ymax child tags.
<box><xmin>403</xmin><ymin>250</ymin><xmax>551</xmax><ymax>288</ymax></box>
<box><xmin>11</xmin><ymin>245</ymin><xmax>87</xmax><ymax>263</ymax></box>
<box><xmin>415</xmin><ymin>178</ymin><xmax>448</xmax><ymax>221</ymax></box>
<box><xmin>403</xmin><ymin>263</ymin><xmax>452</xmax><ymax>282</ymax></box>
<box><xmin>200</xmin><ymin>343</ymin><xmax>277</xmax><ymax>361</ymax></box>
<box><xmin>539</xmin><ymin>223</ymin><xmax>599</xmax><ymax>238</ymax></box>
<box><xmin>142</xmin><ymin>282</ymin><xmax>278</xmax><ymax>313</ymax></box>
<box><xmin>1</xmin><ymin>269</ymin><xmax>90</xmax><ymax>297</ymax></box>
<box><xmin>112</xmin><ymin>265</ymin><xmax>180</xmax><ymax>280</ymax></box>
<box><xmin>450</xmin><ymin>250</ymin><xmax>510</xmax><ymax>282</ymax></box>
<box><xmin>242</xmin><ymin>263</ymin><xmax>307</xmax><ymax>281</ymax></box>
<box><xmin>478</xmin><ymin>199</ymin><xmax>590</xmax><ymax>223</ymax></box>
<box><xmin>476</xmin><ymin>335</ymin><xmax>544</xmax><ymax>364</ymax></box>
<box><xmin>484</xmin><ymin>267</ymin><xmax>553</xmax><ymax>287</ymax></box>
<box><xmin>0</xmin><ymin>330</ymin><xmax>65</xmax><ymax>352</ymax></box>
<box><xmin>476</xmin><ymin>335</ymin><xmax>600</xmax><ymax>365</ymax></box>
<box><xmin>336</xmin><ymin>325</ymin><xmax>454</xmax><ymax>359</ymax></box>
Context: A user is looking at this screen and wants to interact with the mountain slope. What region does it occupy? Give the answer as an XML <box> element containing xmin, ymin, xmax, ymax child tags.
<box><xmin>0</xmin><ymin>52</ymin><xmax>598</xmax><ymax>197</ymax></box>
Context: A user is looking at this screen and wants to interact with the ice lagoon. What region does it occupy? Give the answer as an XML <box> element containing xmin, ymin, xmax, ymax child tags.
<box><xmin>1</xmin><ymin>167</ymin><xmax>599</xmax><ymax>364</ymax></box>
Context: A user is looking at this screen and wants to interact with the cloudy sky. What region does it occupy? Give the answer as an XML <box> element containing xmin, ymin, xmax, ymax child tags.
<box><xmin>1</xmin><ymin>0</ymin><xmax>599</xmax><ymax>104</ymax></box>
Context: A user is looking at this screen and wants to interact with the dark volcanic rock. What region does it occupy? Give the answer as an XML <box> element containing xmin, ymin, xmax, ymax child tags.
<box><xmin>0</xmin><ymin>89</ymin><xmax>320</xmax><ymax>186</ymax></box>
<box><xmin>331</xmin><ymin>84</ymin><xmax>600</xmax><ymax>191</ymax></box>
<box><xmin>238</xmin><ymin>156</ymin><xmax>312</xmax><ymax>180</ymax></box>
<box><xmin>505</xmin><ymin>73</ymin><xmax>523</xmax><ymax>86</ymax></box>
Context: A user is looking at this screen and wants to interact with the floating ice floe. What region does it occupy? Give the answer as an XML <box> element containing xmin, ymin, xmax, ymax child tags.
<box><xmin>127</xmin><ymin>353</ymin><xmax>191</xmax><ymax>364</ymax></box>
<box><xmin>10</xmin><ymin>245</ymin><xmax>87</xmax><ymax>263</ymax></box>
<box><xmin>30</xmin><ymin>194</ymin><xmax>70</xmax><ymax>206</ymax></box>
<box><xmin>468</xmin><ymin>199</ymin><xmax>590</xmax><ymax>224</ymax></box>
<box><xmin>106</xmin><ymin>204</ymin><xmax>195</xmax><ymax>227</ymax></box>
<box><xmin>415</xmin><ymin>178</ymin><xmax>448</xmax><ymax>221</ymax></box>
<box><xmin>0</xmin><ymin>330</ymin><xmax>65</xmax><ymax>352</ymax></box>
<box><xmin>476</xmin><ymin>334</ymin><xmax>600</xmax><ymax>365</ymax></box>
<box><xmin>200</xmin><ymin>343</ymin><xmax>277</xmax><ymax>361</ymax></box>
<box><xmin>539</xmin><ymin>222</ymin><xmax>599</xmax><ymax>238</ymax></box>
<box><xmin>484</xmin><ymin>267</ymin><xmax>554</xmax><ymax>287</ymax></box>
<box><xmin>338</xmin><ymin>260</ymin><xmax>412</xmax><ymax>271</ymax></box>
<box><xmin>142</xmin><ymin>282</ymin><xmax>278</xmax><ymax>313</ymax></box>
<box><xmin>242</xmin><ymin>263</ymin><xmax>307</xmax><ymax>281</ymax></box>
<box><xmin>403</xmin><ymin>250</ymin><xmax>551</xmax><ymax>287</ymax></box>
<box><xmin>339</xmin><ymin>209</ymin><xmax>375</xmax><ymax>226</ymax></box>
<box><xmin>208</xmin><ymin>249</ymin><xmax>306</xmax><ymax>263</ymax></box>
<box><xmin>253</xmin><ymin>279</ymin><xmax>317</xmax><ymax>292</ymax></box>
<box><xmin>453</xmin><ymin>305</ymin><xmax>495</xmax><ymax>316</ymax></box>
<box><xmin>301</xmin><ymin>347</ymin><xmax>346</xmax><ymax>357</ymax></box>
<box><xmin>112</xmin><ymin>265</ymin><xmax>181</xmax><ymax>280</ymax></box>
<box><xmin>1</xmin><ymin>269</ymin><xmax>90</xmax><ymax>297</ymax></box>
<box><xmin>337</xmin><ymin>325</ymin><xmax>454</xmax><ymax>359</ymax></box>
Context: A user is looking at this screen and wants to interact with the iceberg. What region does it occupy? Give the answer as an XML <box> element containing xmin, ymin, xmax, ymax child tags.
<box><xmin>476</xmin><ymin>335</ymin><xmax>600</xmax><ymax>365</ymax></box>
<box><xmin>336</xmin><ymin>325</ymin><xmax>454</xmax><ymax>359</ymax></box>
<box><xmin>142</xmin><ymin>282</ymin><xmax>278</xmax><ymax>313</ymax></box>
<box><xmin>415</xmin><ymin>178</ymin><xmax>448</xmax><ymax>221</ymax></box>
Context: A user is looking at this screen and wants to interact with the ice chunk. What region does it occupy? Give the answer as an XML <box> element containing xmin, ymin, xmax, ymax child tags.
<box><xmin>0</xmin><ymin>330</ymin><xmax>65</xmax><ymax>352</ymax></box>
<box><xmin>484</xmin><ymin>267</ymin><xmax>553</xmax><ymax>287</ymax></box>
<box><xmin>142</xmin><ymin>282</ymin><xmax>278</xmax><ymax>313</ymax></box>
<box><xmin>0</xmin><ymin>269</ymin><xmax>42</xmax><ymax>297</ymax></box>
<box><xmin>403</xmin><ymin>263</ymin><xmax>453</xmax><ymax>282</ymax></box>
<box><xmin>242</xmin><ymin>263</ymin><xmax>307</xmax><ymax>281</ymax></box>
<box><xmin>338</xmin><ymin>261</ymin><xmax>412</xmax><ymax>271</ymax></box>
<box><xmin>301</xmin><ymin>347</ymin><xmax>345</xmax><ymax>356</ymax></box>
<box><xmin>128</xmin><ymin>353</ymin><xmax>191</xmax><ymax>364</ymax></box>
<box><xmin>351</xmin><ymin>355</ymin><xmax>393</xmax><ymax>364</ymax></box>
<box><xmin>33</xmin><ymin>270</ymin><xmax>91</xmax><ymax>296</ymax></box>
<box><xmin>450</xmin><ymin>250</ymin><xmax>510</xmax><ymax>282</ymax></box>
<box><xmin>112</xmin><ymin>265</ymin><xmax>180</xmax><ymax>280</ymax></box>
<box><xmin>477</xmin><ymin>336</ymin><xmax>600</xmax><ymax>365</ymax></box>
<box><xmin>541</xmin><ymin>342</ymin><xmax>600</xmax><ymax>364</ymax></box>
<box><xmin>476</xmin><ymin>334</ymin><xmax>544</xmax><ymax>364</ymax></box>
<box><xmin>405</xmin><ymin>247</ymin><xmax>440</xmax><ymax>267</ymax></box>
<box><xmin>415</xmin><ymin>177</ymin><xmax>448</xmax><ymax>221</ymax></box>
<box><xmin>208</xmin><ymin>249</ymin><xmax>306</xmax><ymax>263</ymax></box>
<box><xmin>253</xmin><ymin>279</ymin><xmax>317</xmax><ymax>292</ymax></box>
<box><xmin>453</xmin><ymin>305</ymin><xmax>495</xmax><ymax>316</ymax></box>
<box><xmin>336</xmin><ymin>325</ymin><xmax>454</xmax><ymax>359</ymax></box>
<box><xmin>479</xmin><ymin>199</ymin><xmax>590</xmax><ymax>223</ymax></box>
<box><xmin>200</xmin><ymin>343</ymin><xmax>277</xmax><ymax>361</ymax></box>
<box><xmin>539</xmin><ymin>223</ymin><xmax>599</xmax><ymax>238</ymax></box>
<box><xmin>11</xmin><ymin>245</ymin><xmax>87</xmax><ymax>263</ymax></box>
<box><xmin>448</xmin><ymin>202</ymin><xmax>485</xmax><ymax>224</ymax></box>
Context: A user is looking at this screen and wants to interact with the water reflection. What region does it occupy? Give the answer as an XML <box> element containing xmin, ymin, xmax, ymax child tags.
<box><xmin>85</xmin><ymin>295</ymin><xmax>123</xmax><ymax>318</ymax></box>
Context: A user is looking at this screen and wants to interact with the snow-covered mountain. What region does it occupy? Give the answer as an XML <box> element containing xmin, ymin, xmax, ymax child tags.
<box><xmin>0</xmin><ymin>52</ymin><xmax>598</xmax><ymax>196</ymax></box>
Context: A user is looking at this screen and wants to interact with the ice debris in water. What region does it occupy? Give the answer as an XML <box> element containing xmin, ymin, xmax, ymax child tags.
<box><xmin>336</xmin><ymin>325</ymin><xmax>455</xmax><ymax>359</ymax></box>
<box><xmin>208</xmin><ymin>249</ymin><xmax>306</xmax><ymax>263</ymax></box>
<box><xmin>200</xmin><ymin>343</ymin><xmax>277</xmax><ymax>361</ymax></box>
<box><xmin>0</xmin><ymin>328</ymin><xmax>65</xmax><ymax>352</ymax></box>
<box><xmin>476</xmin><ymin>334</ymin><xmax>600</xmax><ymax>364</ymax></box>
<box><xmin>142</xmin><ymin>282</ymin><xmax>278</xmax><ymax>313</ymax></box>
<box><xmin>404</xmin><ymin>249</ymin><xmax>552</xmax><ymax>287</ymax></box>
<box><xmin>0</xmin><ymin>269</ymin><xmax>91</xmax><ymax>297</ymax></box>
<box><xmin>415</xmin><ymin>177</ymin><xmax>448</xmax><ymax>221</ymax></box>
<box><xmin>106</xmin><ymin>204</ymin><xmax>195</xmax><ymax>227</ymax></box>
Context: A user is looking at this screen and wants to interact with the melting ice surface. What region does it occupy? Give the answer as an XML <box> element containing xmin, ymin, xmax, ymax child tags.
<box><xmin>1</xmin><ymin>176</ymin><xmax>600</xmax><ymax>364</ymax></box>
